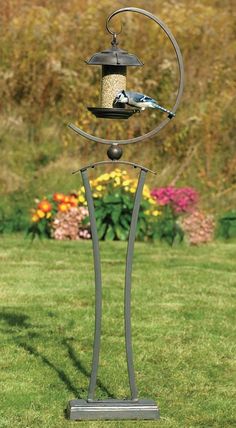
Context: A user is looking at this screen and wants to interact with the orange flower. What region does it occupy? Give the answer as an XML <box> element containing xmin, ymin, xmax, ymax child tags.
<box><xmin>53</xmin><ymin>193</ymin><xmax>65</xmax><ymax>203</ymax></box>
<box><xmin>38</xmin><ymin>199</ymin><xmax>52</xmax><ymax>213</ymax></box>
<box><xmin>58</xmin><ymin>202</ymin><xmax>68</xmax><ymax>212</ymax></box>
<box><xmin>69</xmin><ymin>195</ymin><xmax>78</xmax><ymax>207</ymax></box>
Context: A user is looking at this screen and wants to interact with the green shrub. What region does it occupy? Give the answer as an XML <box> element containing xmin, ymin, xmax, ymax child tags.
<box><xmin>148</xmin><ymin>205</ymin><xmax>184</xmax><ymax>246</ymax></box>
<box><xmin>216</xmin><ymin>211</ymin><xmax>236</xmax><ymax>239</ymax></box>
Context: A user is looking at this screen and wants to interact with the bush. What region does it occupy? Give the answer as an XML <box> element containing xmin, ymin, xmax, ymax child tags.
<box><xmin>216</xmin><ymin>211</ymin><xmax>236</xmax><ymax>240</ymax></box>
<box><xmin>28</xmin><ymin>192</ymin><xmax>90</xmax><ymax>240</ymax></box>
<box><xmin>150</xmin><ymin>186</ymin><xmax>199</xmax><ymax>245</ymax></box>
<box><xmin>28</xmin><ymin>173</ymin><xmax>216</xmax><ymax>246</ymax></box>
<box><xmin>149</xmin><ymin>205</ymin><xmax>184</xmax><ymax>246</ymax></box>
<box><xmin>28</xmin><ymin>169</ymin><xmax>160</xmax><ymax>241</ymax></box>
<box><xmin>80</xmin><ymin>169</ymin><xmax>159</xmax><ymax>241</ymax></box>
<box><xmin>181</xmin><ymin>211</ymin><xmax>215</xmax><ymax>245</ymax></box>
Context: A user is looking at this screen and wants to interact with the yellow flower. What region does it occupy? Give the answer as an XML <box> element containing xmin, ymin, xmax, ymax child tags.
<box><xmin>130</xmin><ymin>187</ymin><xmax>136</xmax><ymax>193</ymax></box>
<box><xmin>96</xmin><ymin>185</ymin><xmax>103</xmax><ymax>191</ymax></box>
<box><xmin>98</xmin><ymin>173</ymin><xmax>110</xmax><ymax>182</ymax></box>
<box><xmin>37</xmin><ymin>209</ymin><xmax>45</xmax><ymax>219</ymax></box>
<box><xmin>46</xmin><ymin>212</ymin><xmax>52</xmax><ymax>219</ymax></box>
<box><xmin>31</xmin><ymin>214</ymin><xmax>39</xmax><ymax>222</ymax></box>
<box><xmin>148</xmin><ymin>198</ymin><xmax>156</xmax><ymax>205</ymax></box>
<box><xmin>123</xmin><ymin>179</ymin><xmax>131</xmax><ymax>186</ymax></box>
<box><xmin>78</xmin><ymin>195</ymin><xmax>85</xmax><ymax>203</ymax></box>
<box><xmin>152</xmin><ymin>210</ymin><xmax>161</xmax><ymax>217</ymax></box>
<box><xmin>114</xmin><ymin>177</ymin><xmax>121</xmax><ymax>185</ymax></box>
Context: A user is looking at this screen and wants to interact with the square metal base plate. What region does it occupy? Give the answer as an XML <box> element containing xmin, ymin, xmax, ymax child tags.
<box><xmin>67</xmin><ymin>399</ymin><xmax>160</xmax><ymax>420</ymax></box>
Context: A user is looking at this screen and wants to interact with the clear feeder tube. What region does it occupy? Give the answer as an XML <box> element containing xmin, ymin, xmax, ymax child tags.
<box><xmin>101</xmin><ymin>65</ymin><xmax>127</xmax><ymax>108</ymax></box>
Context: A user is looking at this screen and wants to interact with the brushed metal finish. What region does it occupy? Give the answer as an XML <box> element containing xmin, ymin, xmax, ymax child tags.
<box><xmin>81</xmin><ymin>169</ymin><xmax>102</xmax><ymax>401</ymax></box>
<box><xmin>124</xmin><ymin>169</ymin><xmax>147</xmax><ymax>400</ymax></box>
<box><xmin>67</xmin><ymin>399</ymin><xmax>160</xmax><ymax>420</ymax></box>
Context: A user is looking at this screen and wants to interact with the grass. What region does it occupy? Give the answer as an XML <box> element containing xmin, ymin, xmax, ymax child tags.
<box><xmin>0</xmin><ymin>234</ymin><xmax>235</xmax><ymax>428</ymax></box>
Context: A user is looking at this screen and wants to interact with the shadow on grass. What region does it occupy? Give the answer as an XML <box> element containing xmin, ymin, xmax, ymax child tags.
<box><xmin>19</xmin><ymin>342</ymin><xmax>80</xmax><ymax>396</ymax></box>
<box><xmin>62</xmin><ymin>338</ymin><xmax>115</xmax><ymax>399</ymax></box>
<box><xmin>1</xmin><ymin>310</ymin><xmax>114</xmax><ymax>399</ymax></box>
<box><xmin>0</xmin><ymin>311</ymin><xmax>31</xmax><ymax>328</ymax></box>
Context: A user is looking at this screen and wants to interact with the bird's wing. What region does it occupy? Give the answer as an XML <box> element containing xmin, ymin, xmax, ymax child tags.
<box><xmin>126</xmin><ymin>92</ymin><xmax>153</xmax><ymax>103</ymax></box>
<box><xmin>139</xmin><ymin>95</ymin><xmax>153</xmax><ymax>103</ymax></box>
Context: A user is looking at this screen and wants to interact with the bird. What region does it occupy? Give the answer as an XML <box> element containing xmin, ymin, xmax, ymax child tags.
<box><xmin>114</xmin><ymin>90</ymin><xmax>175</xmax><ymax>118</ymax></box>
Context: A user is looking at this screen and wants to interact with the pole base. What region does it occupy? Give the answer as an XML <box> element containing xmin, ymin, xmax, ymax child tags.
<box><xmin>67</xmin><ymin>399</ymin><xmax>159</xmax><ymax>420</ymax></box>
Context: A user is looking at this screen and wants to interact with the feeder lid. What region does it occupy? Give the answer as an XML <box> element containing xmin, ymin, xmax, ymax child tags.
<box><xmin>86</xmin><ymin>45</ymin><xmax>143</xmax><ymax>67</ymax></box>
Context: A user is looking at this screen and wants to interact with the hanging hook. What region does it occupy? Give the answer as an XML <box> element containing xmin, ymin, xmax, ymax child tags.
<box><xmin>106</xmin><ymin>15</ymin><xmax>122</xmax><ymax>37</ymax></box>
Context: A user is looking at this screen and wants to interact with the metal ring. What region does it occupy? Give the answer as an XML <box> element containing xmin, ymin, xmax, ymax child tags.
<box><xmin>69</xmin><ymin>7</ymin><xmax>184</xmax><ymax>146</ymax></box>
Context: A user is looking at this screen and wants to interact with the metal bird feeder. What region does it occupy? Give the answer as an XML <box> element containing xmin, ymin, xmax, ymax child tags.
<box><xmin>87</xmin><ymin>30</ymin><xmax>143</xmax><ymax>119</ymax></box>
<box><xmin>66</xmin><ymin>6</ymin><xmax>184</xmax><ymax>421</ymax></box>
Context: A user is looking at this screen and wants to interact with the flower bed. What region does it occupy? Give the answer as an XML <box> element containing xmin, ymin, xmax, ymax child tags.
<box><xmin>28</xmin><ymin>172</ymin><xmax>216</xmax><ymax>245</ymax></box>
<box><xmin>28</xmin><ymin>169</ymin><xmax>159</xmax><ymax>241</ymax></box>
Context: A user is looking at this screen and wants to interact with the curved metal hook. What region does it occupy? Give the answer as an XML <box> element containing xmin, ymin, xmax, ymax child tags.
<box><xmin>106</xmin><ymin>16</ymin><xmax>122</xmax><ymax>37</ymax></box>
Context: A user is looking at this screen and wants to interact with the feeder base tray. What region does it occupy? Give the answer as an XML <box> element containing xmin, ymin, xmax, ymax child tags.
<box><xmin>87</xmin><ymin>107</ymin><xmax>139</xmax><ymax>119</ymax></box>
<box><xmin>67</xmin><ymin>399</ymin><xmax>160</xmax><ymax>420</ymax></box>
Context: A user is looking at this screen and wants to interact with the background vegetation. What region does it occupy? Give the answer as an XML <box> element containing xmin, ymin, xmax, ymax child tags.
<box><xmin>0</xmin><ymin>0</ymin><xmax>235</xmax><ymax>227</ymax></box>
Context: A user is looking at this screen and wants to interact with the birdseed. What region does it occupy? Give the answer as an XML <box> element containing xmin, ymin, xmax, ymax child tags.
<box><xmin>101</xmin><ymin>66</ymin><xmax>126</xmax><ymax>108</ymax></box>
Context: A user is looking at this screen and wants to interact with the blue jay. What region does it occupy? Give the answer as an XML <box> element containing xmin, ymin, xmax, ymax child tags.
<box><xmin>114</xmin><ymin>90</ymin><xmax>175</xmax><ymax>118</ymax></box>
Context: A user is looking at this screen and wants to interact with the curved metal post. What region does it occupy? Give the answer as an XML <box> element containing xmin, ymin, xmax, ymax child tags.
<box><xmin>81</xmin><ymin>169</ymin><xmax>102</xmax><ymax>402</ymax></box>
<box><xmin>125</xmin><ymin>168</ymin><xmax>147</xmax><ymax>400</ymax></box>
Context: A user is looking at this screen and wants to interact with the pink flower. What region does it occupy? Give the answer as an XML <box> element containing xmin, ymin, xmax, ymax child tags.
<box><xmin>151</xmin><ymin>186</ymin><xmax>199</xmax><ymax>214</ymax></box>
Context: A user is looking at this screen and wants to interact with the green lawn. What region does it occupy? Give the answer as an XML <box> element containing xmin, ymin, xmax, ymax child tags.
<box><xmin>0</xmin><ymin>235</ymin><xmax>235</xmax><ymax>428</ymax></box>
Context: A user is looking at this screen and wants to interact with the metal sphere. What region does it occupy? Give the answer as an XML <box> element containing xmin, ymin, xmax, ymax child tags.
<box><xmin>107</xmin><ymin>145</ymin><xmax>123</xmax><ymax>160</ymax></box>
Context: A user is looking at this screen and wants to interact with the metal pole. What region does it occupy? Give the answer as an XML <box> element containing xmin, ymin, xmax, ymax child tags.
<box><xmin>81</xmin><ymin>168</ymin><xmax>102</xmax><ymax>402</ymax></box>
<box><xmin>124</xmin><ymin>168</ymin><xmax>147</xmax><ymax>400</ymax></box>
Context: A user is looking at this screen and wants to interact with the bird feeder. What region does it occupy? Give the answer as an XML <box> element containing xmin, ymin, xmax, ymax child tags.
<box><xmin>86</xmin><ymin>33</ymin><xmax>143</xmax><ymax>119</ymax></box>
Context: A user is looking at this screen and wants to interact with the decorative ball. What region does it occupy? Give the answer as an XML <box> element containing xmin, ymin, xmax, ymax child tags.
<box><xmin>107</xmin><ymin>145</ymin><xmax>123</xmax><ymax>160</ymax></box>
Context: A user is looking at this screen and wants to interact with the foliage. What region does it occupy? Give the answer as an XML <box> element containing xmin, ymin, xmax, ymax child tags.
<box><xmin>150</xmin><ymin>186</ymin><xmax>198</xmax><ymax>245</ymax></box>
<box><xmin>149</xmin><ymin>205</ymin><xmax>184</xmax><ymax>246</ymax></box>
<box><xmin>0</xmin><ymin>205</ymin><xmax>25</xmax><ymax>234</ymax></box>
<box><xmin>216</xmin><ymin>211</ymin><xmax>236</xmax><ymax>240</ymax></box>
<box><xmin>0</xmin><ymin>0</ymin><xmax>235</xmax><ymax>219</ymax></box>
<box><xmin>28</xmin><ymin>174</ymin><xmax>218</xmax><ymax>246</ymax></box>
<box><xmin>80</xmin><ymin>168</ymin><xmax>159</xmax><ymax>241</ymax></box>
<box><xmin>27</xmin><ymin>169</ymin><xmax>159</xmax><ymax>241</ymax></box>
<box><xmin>28</xmin><ymin>192</ymin><xmax>90</xmax><ymax>240</ymax></box>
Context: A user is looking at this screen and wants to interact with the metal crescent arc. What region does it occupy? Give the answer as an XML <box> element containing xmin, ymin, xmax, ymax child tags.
<box><xmin>69</xmin><ymin>7</ymin><xmax>184</xmax><ymax>145</ymax></box>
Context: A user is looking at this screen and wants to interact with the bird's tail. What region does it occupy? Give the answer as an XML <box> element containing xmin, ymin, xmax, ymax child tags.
<box><xmin>152</xmin><ymin>103</ymin><xmax>175</xmax><ymax>118</ymax></box>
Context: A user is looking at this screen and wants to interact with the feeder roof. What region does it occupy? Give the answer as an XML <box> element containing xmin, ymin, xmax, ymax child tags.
<box><xmin>86</xmin><ymin>46</ymin><xmax>143</xmax><ymax>67</ymax></box>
